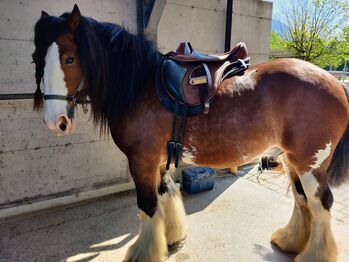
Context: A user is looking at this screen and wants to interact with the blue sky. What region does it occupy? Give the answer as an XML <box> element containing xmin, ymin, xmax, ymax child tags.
<box><xmin>272</xmin><ymin>0</ymin><xmax>284</xmax><ymax>19</ymax></box>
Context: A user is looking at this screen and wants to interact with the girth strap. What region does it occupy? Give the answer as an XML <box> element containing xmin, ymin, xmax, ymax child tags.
<box><xmin>201</xmin><ymin>63</ymin><xmax>212</xmax><ymax>114</ymax></box>
<box><xmin>166</xmin><ymin>102</ymin><xmax>188</xmax><ymax>170</ymax></box>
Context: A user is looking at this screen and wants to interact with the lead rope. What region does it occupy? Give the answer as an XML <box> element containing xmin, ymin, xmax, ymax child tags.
<box><xmin>166</xmin><ymin>102</ymin><xmax>188</xmax><ymax>170</ymax></box>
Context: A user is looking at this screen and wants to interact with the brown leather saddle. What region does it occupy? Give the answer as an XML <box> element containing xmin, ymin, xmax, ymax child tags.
<box><xmin>156</xmin><ymin>42</ymin><xmax>250</xmax><ymax>117</ymax></box>
<box><xmin>155</xmin><ymin>42</ymin><xmax>250</xmax><ymax>169</ymax></box>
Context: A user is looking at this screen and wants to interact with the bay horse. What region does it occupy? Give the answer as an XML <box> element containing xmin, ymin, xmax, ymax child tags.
<box><xmin>32</xmin><ymin>5</ymin><xmax>349</xmax><ymax>262</ymax></box>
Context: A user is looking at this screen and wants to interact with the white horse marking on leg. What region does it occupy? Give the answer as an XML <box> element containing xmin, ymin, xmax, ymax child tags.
<box><xmin>296</xmin><ymin>142</ymin><xmax>337</xmax><ymax>262</ymax></box>
<box><xmin>124</xmin><ymin>203</ymin><xmax>168</xmax><ymax>261</ymax></box>
<box><xmin>160</xmin><ymin>175</ymin><xmax>187</xmax><ymax>245</ymax></box>
<box><xmin>309</xmin><ymin>142</ymin><xmax>332</xmax><ymax>170</ymax></box>
<box><xmin>271</xmin><ymin>156</ymin><xmax>311</xmax><ymax>253</ymax></box>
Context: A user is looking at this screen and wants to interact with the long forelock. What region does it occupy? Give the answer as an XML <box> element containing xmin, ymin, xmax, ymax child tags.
<box><xmin>32</xmin><ymin>16</ymin><xmax>68</xmax><ymax>110</ymax></box>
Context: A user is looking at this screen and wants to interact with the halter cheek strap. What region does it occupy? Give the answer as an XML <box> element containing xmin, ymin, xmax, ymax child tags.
<box><xmin>43</xmin><ymin>78</ymin><xmax>85</xmax><ymax>119</ymax></box>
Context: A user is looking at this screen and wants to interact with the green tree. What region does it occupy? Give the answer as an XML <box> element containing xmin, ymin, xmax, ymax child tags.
<box><xmin>276</xmin><ymin>0</ymin><xmax>348</xmax><ymax>67</ymax></box>
<box><xmin>270</xmin><ymin>31</ymin><xmax>287</xmax><ymax>51</ymax></box>
<box><xmin>269</xmin><ymin>31</ymin><xmax>291</xmax><ymax>59</ymax></box>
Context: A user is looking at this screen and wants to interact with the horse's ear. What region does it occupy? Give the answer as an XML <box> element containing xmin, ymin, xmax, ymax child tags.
<box><xmin>41</xmin><ymin>10</ymin><xmax>49</xmax><ymax>18</ymax></box>
<box><xmin>67</xmin><ymin>4</ymin><xmax>81</xmax><ymax>32</ymax></box>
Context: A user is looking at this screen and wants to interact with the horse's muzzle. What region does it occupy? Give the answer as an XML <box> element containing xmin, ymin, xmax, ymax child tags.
<box><xmin>44</xmin><ymin>114</ymin><xmax>74</xmax><ymax>136</ymax></box>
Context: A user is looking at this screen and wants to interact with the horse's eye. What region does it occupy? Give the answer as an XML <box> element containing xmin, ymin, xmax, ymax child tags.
<box><xmin>65</xmin><ymin>57</ymin><xmax>74</xmax><ymax>65</ymax></box>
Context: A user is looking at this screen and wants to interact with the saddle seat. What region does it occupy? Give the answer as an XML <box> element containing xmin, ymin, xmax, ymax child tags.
<box><xmin>174</xmin><ymin>41</ymin><xmax>249</xmax><ymax>62</ymax></box>
<box><xmin>156</xmin><ymin>41</ymin><xmax>250</xmax><ymax>117</ymax></box>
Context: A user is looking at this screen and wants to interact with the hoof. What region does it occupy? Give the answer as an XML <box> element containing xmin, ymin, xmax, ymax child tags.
<box><xmin>123</xmin><ymin>241</ymin><xmax>167</xmax><ymax>262</ymax></box>
<box><xmin>167</xmin><ymin>234</ymin><xmax>186</xmax><ymax>247</ymax></box>
<box><xmin>271</xmin><ymin>228</ymin><xmax>306</xmax><ymax>254</ymax></box>
<box><xmin>294</xmin><ymin>250</ymin><xmax>337</xmax><ymax>262</ymax></box>
<box><xmin>168</xmin><ymin>236</ymin><xmax>186</xmax><ymax>248</ymax></box>
<box><xmin>294</xmin><ymin>229</ymin><xmax>338</xmax><ymax>262</ymax></box>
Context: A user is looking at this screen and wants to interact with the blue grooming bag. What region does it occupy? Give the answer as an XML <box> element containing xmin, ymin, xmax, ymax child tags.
<box><xmin>182</xmin><ymin>166</ymin><xmax>215</xmax><ymax>194</ymax></box>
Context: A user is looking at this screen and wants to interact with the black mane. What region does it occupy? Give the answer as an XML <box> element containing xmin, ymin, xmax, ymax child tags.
<box><xmin>33</xmin><ymin>13</ymin><xmax>162</xmax><ymax>132</ymax></box>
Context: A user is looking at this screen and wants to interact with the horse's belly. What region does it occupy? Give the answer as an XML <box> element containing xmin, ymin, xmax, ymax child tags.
<box><xmin>181</xmin><ymin>136</ymin><xmax>274</xmax><ymax>168</ymax></box>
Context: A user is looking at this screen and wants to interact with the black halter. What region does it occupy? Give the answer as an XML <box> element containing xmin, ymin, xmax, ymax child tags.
<box><xmin>43</xmin><ymin>78</ymin><xmax>89</xmax><ymax>119</ymax></box>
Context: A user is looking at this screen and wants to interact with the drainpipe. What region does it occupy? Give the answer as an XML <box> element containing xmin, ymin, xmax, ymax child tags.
<box><xmin>136</xmin><ymin>0</ymin><xmax>144</xmax><ymax>35</ymax></box>
<box><xmin>225</xmin><ymin>0</ymin><xmax>233</xmax><ymax>52</ymax></box>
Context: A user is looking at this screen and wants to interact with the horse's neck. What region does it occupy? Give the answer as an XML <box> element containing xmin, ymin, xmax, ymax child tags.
<box><xmin>88</xmin><ymin>23</ymin><xmax>161</xmax><ymax>133</ymax></box>
<box><xmin>108</xmin><ymin>77</ymin><xmax>163</xmax><ymax>147</ymax></box>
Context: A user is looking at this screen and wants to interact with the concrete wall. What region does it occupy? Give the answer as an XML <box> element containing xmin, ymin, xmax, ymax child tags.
<box><xmin>157</xmin><ymin>0</ymin><xmax>272</xmax><ymax>64</ymax></box>
<box><xmin>0</xmin><ymin>0</ymin><xmax>136</xmax><ymax>215</ymax></box>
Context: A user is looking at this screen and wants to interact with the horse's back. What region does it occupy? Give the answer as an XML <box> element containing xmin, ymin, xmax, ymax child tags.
<box><xmin>255</xmin><ymin>58</ymin><xmax>348</xmax><ymax>108</ymax></box>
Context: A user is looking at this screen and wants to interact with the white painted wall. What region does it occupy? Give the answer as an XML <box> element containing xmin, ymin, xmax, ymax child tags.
<box><xmin>0</xmin><ymin>0</ymin><xmax>136</xmax><ymax>212</ymax></box>
<box><xmin>157</xmin><ymin>0</ymin><xmax>272</xmax><ymax>64</ymax></box>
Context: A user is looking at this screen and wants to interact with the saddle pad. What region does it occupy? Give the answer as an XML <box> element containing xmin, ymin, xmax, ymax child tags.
<box><xmin>162</xmin><ymin>59</ymin><xmax>187</xmax><ymax>102</ymax></box>
<box><xmin>156</xmin><ymin>59</ymin><xmax>207</xmax><ymax>117</ymax></box>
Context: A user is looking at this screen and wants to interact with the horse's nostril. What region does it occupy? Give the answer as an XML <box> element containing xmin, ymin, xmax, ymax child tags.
<box><xmin>59</xmin><ymin>122</ymin><xmax>67</xmax><ymax>131</ymax></box>
<box><xmin>57</xmin><ymin>116</ymin><xmax>69</xmax><ymax>132</ymax></box>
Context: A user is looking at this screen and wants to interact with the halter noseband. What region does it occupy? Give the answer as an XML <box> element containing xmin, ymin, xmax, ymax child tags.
<box><xmin>43</xmin><ymin>78</ymin><xmax>87</xmax><ymax>119</ymax></box>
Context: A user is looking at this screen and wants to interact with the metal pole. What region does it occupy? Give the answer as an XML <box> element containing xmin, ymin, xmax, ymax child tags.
<box><xmin>136</xmin><ymin>0</ymin><xmax>144</xmax><ymax>36</ymax></box>
<box><xmin>0</xmin><ymin>93</ymin><xmax>34</xmax><ymax>100</ymax></box>
<box><xmin>225</xmin><ymin>0</ymin><xmax>233</xmax><ymax>52</ymax></box>
<box><xmin>344</xmin><ymin>58</ymin><xmax>348</xmax><ymax>74</ymax></box>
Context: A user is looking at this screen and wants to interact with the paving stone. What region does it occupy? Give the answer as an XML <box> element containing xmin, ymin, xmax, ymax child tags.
<box><xmin>333</xmin><ymin>202</ymin><xmax>346</xmax><ymax>212</ymax></box>
<box><xmin>243</xmin><ymin>166</ymin><xmax>349</xmax><ymax>224</ymax></box>
<box><xmin>332</xmin><ymin>209</ymin><xmax>348</xmax><ymax>221</ymax></box>
<box><xmin>343</xmin><ymin>216</ymin><xmax>349</xmax><ymax>224</ymax></box>
<box><xmin>264</xmin><ymin>183</ymin><xmax>283</xmax><ymax>192</ymax></box>
<box><xmin>341</xmin><ymin>206</ymin><xmax>349</xmax><ymax>216</ymax></box>
<box><xmin>333</xmin><ymin>187</ymin><xmax>349</xmax><ymax>196</ymax></box>
<box><xmin>342</xmin><ymin>199</ymin><xmax>349</xmax><ymax>206</ymax></box>
<box><xmin>342</xmin><ymin>192</ymin><xmax>349</xmax><ymax>199</ymax></box>
<box><xmin>334</xmin><ymin>194</ymin><xmax>347</xmax><ymax>203</ymax></box>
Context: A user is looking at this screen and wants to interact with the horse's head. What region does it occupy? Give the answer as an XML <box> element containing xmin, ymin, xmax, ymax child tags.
<box><xmin>32</xmin><ymin>5</ymin><xmax>83</xmax><ymax>136</ymax></box>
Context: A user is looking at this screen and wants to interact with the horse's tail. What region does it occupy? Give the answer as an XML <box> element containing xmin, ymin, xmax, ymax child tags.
<box><xmin>328</xmin><ymin>84</ymin><xmax>349</xmax><ymax>186</ymax></box>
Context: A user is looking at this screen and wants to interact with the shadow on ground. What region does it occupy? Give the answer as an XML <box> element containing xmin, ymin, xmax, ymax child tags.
<box><xmin>254</xmin><ymin>244</ymin><xmax>294</xmax><ymax>262</ymax></box>
<box><xmin>0</xmin><ymin>191</ymin><xmax>139</xmax><ymax>261</ymax></box>
<box><xmin>183</xmin><ymin>173</ymin><xmax>240</xmax><ymax>215</ymax></box>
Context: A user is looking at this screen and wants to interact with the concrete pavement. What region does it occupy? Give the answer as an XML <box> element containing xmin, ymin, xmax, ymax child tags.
<box><xmin>0</xmin><ymin>172</ymin><xmax>349</xmax><ymax>261</ymax></box>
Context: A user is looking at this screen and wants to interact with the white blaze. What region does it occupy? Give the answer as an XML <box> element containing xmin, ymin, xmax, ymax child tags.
<box><xmin>43</xmin><ymin>42</ymin><xmax>69</xmax><ymax>130</ymax></box>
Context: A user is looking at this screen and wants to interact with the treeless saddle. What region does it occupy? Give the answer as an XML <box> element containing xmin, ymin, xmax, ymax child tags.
<box><xmin>155</xmin><ymin>42</ymin><xmax>251</xmax><ymax>169</ymax></box>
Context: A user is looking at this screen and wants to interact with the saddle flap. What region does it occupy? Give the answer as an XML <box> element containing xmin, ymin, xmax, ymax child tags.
<box><xmin>161</xmin><ymin>59</ymin><xmax>216</xmax><ymax>106</ymax></box>
<box><xmin>161</xmin><ymin>59</ymin><xmax>187</xmax><ymax>101</ymax></box>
